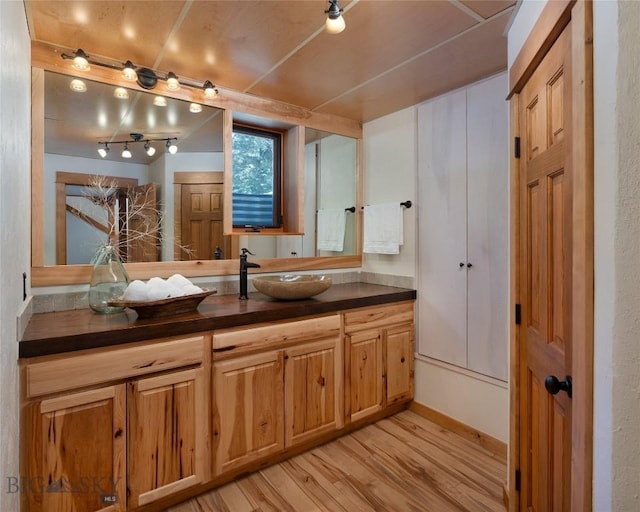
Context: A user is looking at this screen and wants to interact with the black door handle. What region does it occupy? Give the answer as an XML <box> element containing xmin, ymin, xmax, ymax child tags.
<box><xmin>544</xmin><ymin>375</ymin><xmax>572</xmax><ymax>398</ymax></box>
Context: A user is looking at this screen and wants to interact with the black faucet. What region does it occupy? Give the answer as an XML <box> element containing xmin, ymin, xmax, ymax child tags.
<box><xmin>239</xmin><ymin>248</ymin><xmax>260</xmax><ymax>300</ymax></box>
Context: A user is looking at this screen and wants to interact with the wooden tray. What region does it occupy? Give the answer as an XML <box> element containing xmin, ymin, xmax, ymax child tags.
<box><xmin>108</xmin><ymin>288</ymin><xmax>217</xmax><ymax>319</ymax></box>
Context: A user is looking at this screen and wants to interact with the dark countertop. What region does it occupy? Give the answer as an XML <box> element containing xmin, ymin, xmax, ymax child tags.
<box><xmin>20</xmin><ymin>283</ymin><xmax>416</xmax><ymax>358</ymax></box>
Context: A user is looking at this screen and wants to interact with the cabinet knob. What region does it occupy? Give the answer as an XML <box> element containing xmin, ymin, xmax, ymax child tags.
<box><xmin>318</xmin><ymin>376</ymin><xmax>326</xmax><ymax>387</ymax></box>
<box><xmin>459</xmin><ymin>262</ymin><xmax>465</xmax><ymax>268</ymax></box>
<box><xmin>400</xmin><ymin>356</ymin><xmax>405</xmax><ymax>363</ymax></box>
<box><xmin>467</xmin><ymin>262</ymin><xmax>473</xmax><ymax>268</ymax></box>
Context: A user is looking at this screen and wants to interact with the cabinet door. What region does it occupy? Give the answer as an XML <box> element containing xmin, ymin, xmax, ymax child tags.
<box><xmin>26</xmin><ymin>386</ymin><xmax>126</xmax><ymax>512</ymax></box>
<box><xmin>345</xmin><ymin>329</ymin><xmax>383</xmax><ymax>423</ymax></box>
<box><xmin>417</xmin><ymin>90</ymin><xmax>469</xmax><ymax>367</ymax></box>
<box><xmin>127</xmin><ymin>368</ymin><xmax>207</xmax><ymax>508</ymax></box>
<box><xmin>466</xmin><ymin>73</ymin><xmax>509</xmax><ymax>381</ymax></box>
<box><xmin>212</xmin><ymin>351</ymin><xmax>284</xmax><ymax>476</ymax></box>
<box><xmin>284</xmin><ymin>337</ymin><xmax>343</xmax><ymax>446</ymax></box>
<box><xmin>384</xmin><ymin>323</ymin><xmax>415</xmax><ymax>405</ymax></box>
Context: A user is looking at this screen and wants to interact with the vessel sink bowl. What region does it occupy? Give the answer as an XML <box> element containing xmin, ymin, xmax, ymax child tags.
<box><xmin>252</xmin><ymin>275</ymin><xmax>332</xmax><ymax>300</ymax></box>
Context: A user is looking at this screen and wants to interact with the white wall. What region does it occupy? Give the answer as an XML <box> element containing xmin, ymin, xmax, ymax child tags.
<box><xmin>509</xmin><ymin>1</ymin><xmax>640</xmax><ymax>509</ymax></box>
<box><xmin>0</xmin><ymin>1</ymin><xmax>31</xmax><ymax>509</ymax></box>
<box><xmin>363</xmin><ymin>102</ymin><xmax>509</xmax><ymax>442</ymax></box>
<box><xmin>362</xmin><ymin>107</ymin><xmax>417</xmax><ymax>277</ymax></box>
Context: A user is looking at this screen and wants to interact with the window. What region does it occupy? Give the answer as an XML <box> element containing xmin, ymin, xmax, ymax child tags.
<box><xmin>232</xmin><ymin>124</ymin><xmax>282</xmax><ymax>228</ymax></box>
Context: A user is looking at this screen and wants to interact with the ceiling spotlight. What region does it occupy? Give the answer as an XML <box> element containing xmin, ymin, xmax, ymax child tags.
<box><xmin>325</xmin><ymin>0</ymin><xmax>346</xmax><ymax>34</ymax></box>
<box><xmin>97</xmin><ymin>144</ymin><xmax>109</xmax><ymax>158</ymax></box>
<box><xmin>71</xmin><ymin>48</ymin><xmax>91</xmax><ymax>71</ymax></box>
<box><xmin>113</xmin><ymin>87</ymin><xmax>129</xmax><ymax>99</ymax></box>
<box><xmin>122</xmin><ymin>142</ymin><xmax>132</xmax><ymax>159</ymax></box>
<box><xmin>166</xmin><ymin>139</ymin><xmax>178</xmax><ymax>154</ymax></box>
<box><xmin>122</xmin><ymin>60</ymin><xmax>137</xmax><ymax>81</ymax></box>
<box><xmin>144</xmin><ymin>141</ymin><xmax>156</xmax><ymax>156</ymax></box>
<box><xmin>203</xmin><ymin>80</ymin><xmax>218</xmax><ymax>98</ymax></box>
<box><xmin>189</xmin><ymin>102</ymin><xmax>203</xmax><ymax>113</ymax></box>
<box><xmin>166</xmin><ymin>71</ymin><xmax>180</xmax><ymax>90</ymax></box>
<box><xmin>69</xmin><ymin>79</ymin><xmax>87</xmax><ymax>92</ymax></box>
<box><xmin>153</xmin><ymin>96</ymin><xmax>167</xmax><ymax>107</ymax></box>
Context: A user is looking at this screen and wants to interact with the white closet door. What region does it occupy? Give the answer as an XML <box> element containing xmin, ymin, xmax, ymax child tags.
<box><xmin>417</xmin><ymin>89</ymin><xmax>468</xmax><ymax>368</ymax></box>
<box><xmin>466</xmin><ymin>73</ymin><xmax>509</xmax><ymax>380</ymax></box>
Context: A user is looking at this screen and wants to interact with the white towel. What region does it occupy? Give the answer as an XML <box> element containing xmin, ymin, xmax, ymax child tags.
<box><xmin>317</xmin><ymin>209</ymin><xmax>346</xmax><ymax>252</ymax></box>
<box><xmin>363</xmin><ymin>202</ymin><xmax>404</xmax><ymax>254</ymax></box>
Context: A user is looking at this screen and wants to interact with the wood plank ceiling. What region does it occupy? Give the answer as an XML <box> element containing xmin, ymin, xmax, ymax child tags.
<box><xmin>25</xmin><ymin>0</ymin><xmax>515</xmax><ymax>124</ymax></box>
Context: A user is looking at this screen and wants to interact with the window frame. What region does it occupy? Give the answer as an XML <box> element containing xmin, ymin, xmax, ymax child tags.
<box><xmin>231</xmin><ymin>123</ymin><xmax>283</xmax><ymax>229</ymax></box>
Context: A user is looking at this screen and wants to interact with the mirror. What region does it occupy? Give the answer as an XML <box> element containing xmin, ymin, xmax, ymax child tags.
<box><xmin>43</xmin><ymin>70</ymin><xmax>224</xmax><ymax>264</ymax></box>
<box><xmin>42</xmin><ymin>71</ymin><xmax>358</xmax><ymax>265</ymax></box>
<box><xmin>32</xmin><ymin>54</ymin><xmax>362</xmax><ymax>286</ymax></box>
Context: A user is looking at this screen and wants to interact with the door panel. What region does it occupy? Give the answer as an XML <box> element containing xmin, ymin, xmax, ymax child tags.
<box><xmin>518</xmin><ymin>23</ymin><xmax>572</xmax><ymax>512</ymax></box>
<box><xmin>417</xmin><ymin>90</ymin><xmax>468</xmax><ymax>367</ymax></box>
<box><xmin>212</xmin><ymin>351</ymin><xmax>284</xmax><ymax>475</ymax></box>
<box><xmin>181</xmin><ymin>183</ymin><xmax>227</xmax><ymax>260</ymax></box>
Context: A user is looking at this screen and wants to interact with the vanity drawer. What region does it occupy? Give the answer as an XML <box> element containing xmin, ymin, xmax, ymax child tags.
<box><xmin>25</xmin><ymin>334</ymin><xmax>206</xmax><ymax>398</ymax></box>
<box><xmin>343</xmin><ymin>301</ymin><xmax>414</xmax><ymax>334</ymax></box>
<box><xmin>213</xmin><ymin>315</ymin><xmax>340</xmax><ymax>358</ymax></box>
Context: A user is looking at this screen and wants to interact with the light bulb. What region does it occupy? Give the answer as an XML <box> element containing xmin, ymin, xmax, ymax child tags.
<box><xmin>72</xmin><ymin>49</ymin><xmax>90</xmax><ymax>71</ymax></box>
<box><xmin>203</xmin><ymin>80</ymin><xmax>218</xmax><ymax>98</ymax></box>
<box><xmin>325</xmin><ymin>15</ymin><xmax>345</xmax><ymax>34</ymax></box>
<box><xmin>69</xmin><ymin>79</ymin><xmax>87</xmax><ymax>92</ymax></box>
<box><xmin>189</xmin><ymin>102</ymin><xmax>202</xmax><ymax>113</ymax></box>
<box><xmin>144</xmin><ymin>141</ymin><xmax>156</xmax><ymax>156</ymax></box>
<box><xmin>166</xmin><ymin>140</ymin><xmax>178</xmax><ymax>154</ymax></box>
<box><xmin>122</xmin><ymin>61</ymin><xmax>137</xmax><ymax>81</ymax></box>
<box><xmin>153</xmin><ymin>96</ymin><xmax>167</xmax><ymax>107</ymax></box>
<box><xmin>166</xmin><ymin>72</ymin><xmax>180</xmax><ymax>90</ymax></box>
<box><xmin>98</xmin><ymin>145</ymin><xmax>109</xmax><ymax>158</ymax></box>
<box><xmin>122</xmin><ymin>143</ymin><xmax>132</xmax><ymax>159</ymax></box>
<box><xmin>113</xmin><ymin>87</ymin><xmax>129</xmax><ymax>99</ymax></box>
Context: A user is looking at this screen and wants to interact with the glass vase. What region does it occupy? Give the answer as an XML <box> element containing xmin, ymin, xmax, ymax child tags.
<box><xmin>88</xmin><ymin>244</ymin><xmax>129</xmax><ymax>314</ymax></box>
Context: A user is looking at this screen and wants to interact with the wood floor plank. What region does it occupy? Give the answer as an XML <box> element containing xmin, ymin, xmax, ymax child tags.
<box><xmin>169</xmin><ymin>410</ymin><xmax>507</xmax><ymax>512</ymax></box>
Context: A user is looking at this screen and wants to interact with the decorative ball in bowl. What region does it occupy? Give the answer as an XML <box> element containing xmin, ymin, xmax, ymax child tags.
<box><xmin>252</xmin><ymin>275</ymin><xmax>332</xmax><ymax>300</ymax></box>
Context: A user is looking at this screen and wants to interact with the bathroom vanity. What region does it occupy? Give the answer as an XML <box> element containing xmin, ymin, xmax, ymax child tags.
<box><xmin>19</xmin><ymin>282</ymin><xmax>415</xmax><ymax>512</ymax></box>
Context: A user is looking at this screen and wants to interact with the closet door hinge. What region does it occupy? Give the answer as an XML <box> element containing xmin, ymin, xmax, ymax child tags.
<box><xmin>515</xmin><ymin>303</ymin><xmax>522</xmax><ymax>325</ymax></box>
<box><xmin>514</xmin><ymin>136</ymin><xmax>521</xmax><ymax>159</ymax></box>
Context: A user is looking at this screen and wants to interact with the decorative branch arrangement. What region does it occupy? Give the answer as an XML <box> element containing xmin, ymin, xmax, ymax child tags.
<box><xmin>82</xmin><ymin>175</ymin><xmax>194</xmax><ymax>262</ymax></box>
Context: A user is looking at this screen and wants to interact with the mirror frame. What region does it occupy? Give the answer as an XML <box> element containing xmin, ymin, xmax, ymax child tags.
<box><xmin>31</xmin><ymin>41</ymin><xmax>363</xmax><ymax>287</ymax></box>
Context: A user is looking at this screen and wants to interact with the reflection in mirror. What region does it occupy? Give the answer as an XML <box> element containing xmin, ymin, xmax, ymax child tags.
<box><xmin>304</xmin><ymin>128</ymin><xmax>357</xmax><ymax>257</ymax></box>
<box><xmin>234</xmin><ymin>129</ymin><xmax>357</xmax><ymax>260</ymax></box>
<box><xmin>43</xmin><ymin>70</ymin><xmax>224</xmax><ymax>264</ymax></box>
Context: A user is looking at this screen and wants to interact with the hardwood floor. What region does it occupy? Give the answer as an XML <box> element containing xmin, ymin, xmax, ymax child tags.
<box><xmin>169</xmin><ymin>410</ymin><xmax>507</xmax><ymax>512</ymax></box>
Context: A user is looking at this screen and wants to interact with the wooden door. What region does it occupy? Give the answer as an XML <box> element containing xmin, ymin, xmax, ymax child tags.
<box><xmin>26</xmin><ymin>386</ymin><xmax>126</xmax><ymax>512</ymax></box>
<box><xmin>181</xmin><ymin>183</ymin><xmax>227</xmax><ymax>260</ymax></box>
<box><xmin>345</xmin><ymin>328</ymin><xmax>383</xmax><ymax>423</ymax></box>
<box><xmin>284</xmin><ymin>337</ymin><xmax>343</xmax><ymax>447</ymax></box>
<box><xmin>212</xmin><ymin>351</ymin><xmax>284</xmax><ymax>476</ymax></box>
<box><xmin>514</xmin><ymin>3</ymin><xmax>594</xmax><ymax>508</ymax></box>
<box><xmin>384</xmin><ymin>323</ymin><xmax>414</xmax><ymax>406</ymax></box>
<box><xmin>127</xmin><ymin>368</ymin><xmax>207</xmax><ymax>507</ymax></box>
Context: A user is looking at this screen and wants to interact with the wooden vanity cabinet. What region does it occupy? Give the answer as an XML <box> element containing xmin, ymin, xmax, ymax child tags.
<box><xmin>212</xmin><ymin>349</ymin><xmax>285</xmax><ymax>476</ymax></box>
<box><xmin>284</xmin><ymin>336</ymin><xmax>343</xmax><ymax>446</ymax></box>
<box><xmin>127</xmin><ymin>367</ymin><xmax>207</xmax><ymax>508</ymax></box>
<box><xmin>212</xmin><ymin>315</ymin><xmax>342</xmax><ymax>476</ymax></box>
<box><xmin>344</xmin><ymin>301</ymin><xmax>415</xmax><ymax>423</ymax></box>
<box><xmin>24</xmin><ymin>385</ymin><xmax>126</xmax><ymax>512</ymax></box>
<box><xmin>21</xmin><ymin>334</ymin><xmax>209</xmax><ymax>512</ymax></box>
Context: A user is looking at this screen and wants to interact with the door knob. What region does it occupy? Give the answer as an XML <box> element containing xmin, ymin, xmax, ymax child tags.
<box><xmin>544</xmin><ymin>375</ymin><xmax>572</xmax><ymax>398</ymax></box>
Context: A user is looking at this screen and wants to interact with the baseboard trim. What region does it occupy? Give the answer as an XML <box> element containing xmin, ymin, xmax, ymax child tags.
<box><xmin>408</xmin><ymin>401</ymin><xmax>507</xmax><ymax>459</ymax></box>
